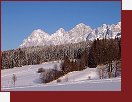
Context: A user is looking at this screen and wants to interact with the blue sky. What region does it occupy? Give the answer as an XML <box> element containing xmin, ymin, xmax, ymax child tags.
<box><xmin>2</xmin><ymin>1</ymin><xmax>121</xmax><ymax>51</ymax></box>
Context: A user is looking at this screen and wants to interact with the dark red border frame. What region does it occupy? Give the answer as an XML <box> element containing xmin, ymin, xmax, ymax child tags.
<box><xmin>1</xmin><ymin>1</ymin><xmax>132</xmax><ymax>102</ymax></box>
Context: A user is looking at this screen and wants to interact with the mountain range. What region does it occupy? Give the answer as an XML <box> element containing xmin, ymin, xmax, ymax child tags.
<box><xmin>19</xmin><ymin>22</ymin><xmax>121</xmax><ymax>48</ymax></box>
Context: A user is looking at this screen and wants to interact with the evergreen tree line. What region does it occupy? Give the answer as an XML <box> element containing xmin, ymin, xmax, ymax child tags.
<box><xmin>88</xmin><ymin>38</ymin><xmax>121</xmax><ymax>68</ymax></box>
<box><xmin>2</xmin><ymin>41</ymin><xmax>92</xmax><ymax>69</ymax></box>
<box><xmin>88</xmin><ymin>38</ymin><xmax>121</xmax><ymax>78</ymax></box>
<box><xmin>61</xmin><ymin>38</ymin><xmax>121</xmax><ymax>71</ymax></box>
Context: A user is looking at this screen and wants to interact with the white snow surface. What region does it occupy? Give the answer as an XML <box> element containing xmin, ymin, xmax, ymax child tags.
<box><xmin>1</xmin><ymin>61</ymin><xmax>121</xmax><ymax>91</ymax></box>
<box><xmin>49</xmin><ymin>68</ymin><xmax>99</xmax><ymax>84</ymax></box>
<box><xmin>1</xmin><ymin>61</ymin><xmax>61</xmax><ymax>89</ymax></box>
<box><xmin>19</xmin><ymin>22</ymin><xmax>121</xmax><ymax>48</ymax></box>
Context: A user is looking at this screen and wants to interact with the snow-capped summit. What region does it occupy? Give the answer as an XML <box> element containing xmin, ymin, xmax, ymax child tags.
<box><xmin>95</xmin><ymin>22</ymin><xmax>121</xmax><ymax>39</ymax></box>
<box><xmin>71</xmin><ymin>23</ymin><xmax>92</xmax><ymax>32</ymax></box>
<box><xmin>30</xmin><ymin>29</ymin><xmax>49</xmax><ymax>37</ymax></box>
<box><xmin>102</xmin><ymin>24</ymin><xmax>107</xmax><ymax>28</ymax></box>
<box><xmin>49</xmin><ymin>28</ymin><xmax>66</xmax><ymax>45</ymax></box>
<box><xmin>54</xmin><ymin>28</ymin><xmax>65</xmax><ymax>36</ymax></box>
<box><xmin>19</xmin><ymin>22</ymin><xmax>121</xmax><ymax>48</ymax></box>
<box><xmin>19</xmin><ymin>29</ymin><xmax>50</xmax><ymax>48</ymax></box>
<box><xmin>75</xmin><ymin>23</ymin><xmax>88</xmax><ymax>27</ymax></box>
<box><xmin>34</xmin><ymin>29</ymin><xmax>45</xmax><ymax>33</ymax></box>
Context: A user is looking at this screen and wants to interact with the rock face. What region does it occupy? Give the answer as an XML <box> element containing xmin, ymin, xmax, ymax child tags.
<box><xmin>19</xmin><ymin>22</ymin><xmax>121</xmax><ymax>48</ymax></box>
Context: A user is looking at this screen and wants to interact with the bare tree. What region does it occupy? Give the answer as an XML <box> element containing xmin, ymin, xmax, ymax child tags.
<box><xmin>12</xmin><ymin>74</ymin><xmax>17</xmax><ymax>86</ymax></box>
<box><xmin>97</xmin><ymin>64</ymin><xmax>104</xmax><ymax>79</ymax></box>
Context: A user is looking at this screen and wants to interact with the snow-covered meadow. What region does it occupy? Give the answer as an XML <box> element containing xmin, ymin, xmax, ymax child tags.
<box><xmin>1</xmin><ymin>61</ymin><xmax>121</xmax><ymax>91</ymax></box>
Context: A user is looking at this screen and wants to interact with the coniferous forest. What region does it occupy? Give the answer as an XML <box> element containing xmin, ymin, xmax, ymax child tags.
<box><xmin>2</xmin><ymin>38</ymin><xmax>121</xmax><ymax>83</ymax></box>
<box><xmin>2</xmin><ymin>38</ymin><xmax>121</xmax><ymax>70</ymax></box>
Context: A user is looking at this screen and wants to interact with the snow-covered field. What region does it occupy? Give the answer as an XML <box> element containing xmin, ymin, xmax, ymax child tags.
<box><xmin>1</xmin><ymin>61</ymin><xmax>121</xmax><ymax>91</ymax></box>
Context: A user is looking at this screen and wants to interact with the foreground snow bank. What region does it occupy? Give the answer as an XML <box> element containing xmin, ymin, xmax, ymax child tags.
<box><xmin>3</xmin><ymin>77</ymin><xmax>121</xmax><ymax>91</ymax></box>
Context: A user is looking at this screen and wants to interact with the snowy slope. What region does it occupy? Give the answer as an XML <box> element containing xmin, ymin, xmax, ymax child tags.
<box><xmin>1</xmin><ymin>61</ymin><xmax>121</xmax><ymax>91</ymax></box>
<box><xmin>1</xmin><ymin>61</ymin><xmax>61</xmax><ymax>89</ymax></box>
<box><xmin>49</xmin><ymin>68</ymin><xmax>99</xmax><ymax>84</ymax></box>
<box><xmin>19</xmin><ymin>22</ymin><xmax>121</xmax><ymax>48</ymax></box>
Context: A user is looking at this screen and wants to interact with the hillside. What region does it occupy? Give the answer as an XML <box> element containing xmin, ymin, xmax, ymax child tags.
<box><xmin>1</xmin><ymin>61</ymin><xmax>121</xmax><ymax>91</ymax></box>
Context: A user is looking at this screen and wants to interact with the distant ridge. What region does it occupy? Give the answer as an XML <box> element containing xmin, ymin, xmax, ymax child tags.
<box><xmin>19</xmin><ymin>22</ymin><xmax>121</xmax><ymax>48</ymax></box>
